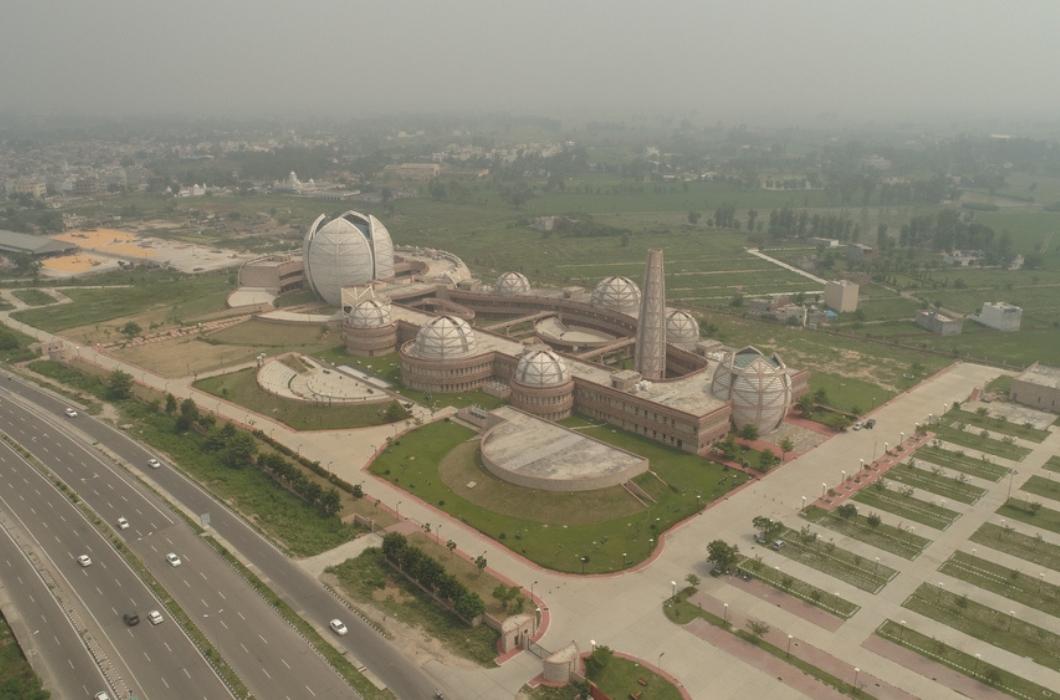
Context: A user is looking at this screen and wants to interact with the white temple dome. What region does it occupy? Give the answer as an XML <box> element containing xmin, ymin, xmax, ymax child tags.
<box><xmin>590</xmin><ymin>276</ymin><xmax>641</xmax><ymax>313</ymax></box>
<box><xmin>495</xmin><ymin>271</ymin><xmax>532</xmax><ymax>296</ymax></box>
<box><xmin>710</xmin><ymin>346</ymin><xmax>792</xmax><ymax>434</ymax></box>
<box><xmin>303</xmin><ymin>211</ymin><xmax>395</xmax><ymax>306</ymax></box>
<box><xmin>410</xmin><ymin>315</ymin><xmax>477</xmax><ymax>360</ymax></box>
<box><xmin>345</xmin><ymin>298</ymin><xmax>392</xmax><ymax>329</ymax></box>
<box><xmin>666</xmin><ymin>310</ymin><xmax>700</xmax><ymax>346</ymax></box>
<box><xmin>513</xmin><ymin>348</ymin><xmax>570</xmax><ymax>387</ymax></box>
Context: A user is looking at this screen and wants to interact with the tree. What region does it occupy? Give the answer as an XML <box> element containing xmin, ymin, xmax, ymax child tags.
<box><xmin>164</xmin><ymin>392</ymin><xmax>177</xmax><ymax>414</ymax></box>
<box><xmin>707</xmin><ymin>539</ymin><xmax>739</xmax><ymax>575</ymax></box>
<box><xmin>685</xmin><ymin>573</ymin><xmax>700</xmax><ymax>590</ymax></box>
<box><xmin>780</xmin><ymin>437</ymin><xmax>794</xmax><ymax>458</ymax></box>
<box><xmin>836</xmin><ymin>503</ymin><xmax>858</xmax><ymax>519</ymax></box>
<box><xmin>474</xmin><ymin>554</ymin><xmax>487</xmax><ymax>574</ymax></box>
<box><xmin>738</xmin><ymin>424</ymin><xmax>759</xmax><ymax>441</ymax></box>
<box><xmin>105</xmin><ymin>369</ymin><xmax>133</xmax><ymax>400</ymax></box>
<box><xmin>584</xmin><ymin>644</ymin><xmax>614</xmax><ymax>679</ymax></box>
<box><xmin>797</xmin><ymin>394</ymin><xmax>815</xmax><ymax>415</ymax></box>
<box><xmin>318</xmin><ymin>488</ymin><xmax>341</xmax><ymax>517</ymax></box>
<box><xmin>446</xmin><ymin>539</ymin><xmax>457</xmax><ymax>556</ymax></box>
<box><xmin>120</xmin><ymin>321</ymin><xmax>142</xmax><ymax>339</ymax></box>
<box><xmin>176</xmin><ymin>398</ymin><xmax>199</xmax><ymax>431</ymax></box>
<box><xmin>222</xmin><ymin>432</ymin><xmax>257</xmax><ymax>469</ymax></box>
<box><xmin>351</xmin><ymin>483</ymin><xmax>364</xmax><ymax>499</ymax></box>
<box><xmin>687</xmin><ymin>211</ymin><xmax>701</xmax><ymax>225</ymax></box>
<box><xmin>745</xmin><ymin>619</ymin><xmax>770</xmax><ymax>643</ymax></box>
<box><xmin>384</xmin><ymin>401</ymin><xmax>408</xmax><ymax>422</ymax></box>
<box><xmin>866</xmin><ymin>513</ymin><xmax>882</xmax><ymax>528</ymax></box>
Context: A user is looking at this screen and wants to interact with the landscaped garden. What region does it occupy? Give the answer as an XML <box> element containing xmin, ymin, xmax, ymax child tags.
<box><xmin>1020</xmin><ymin>474</ymin><xmax>1060</xmax><ymax>504</ymax></box>
<box><xmin>941</xmin><ymin>550</ymin><xmax>1060</xmax><ymax>617</ymax></box>
<box><xmin>10</xmin><ymin>288</ymin><xmax>55</xmax><ymax>306</ymax></box>
<box><xmin>946</xmin><ymin>408</ymin><xmax>1050</xmax><ymax>443</ymax></box>
<box><xmin>369</xmin><ymin>417</ymin><xmax>747</xmax><ymax>573</ymax></box>
<box><xmin>775</xmin><ymin>524</ymin><xmax>896</xmax><ymax>593</ymax></box>
<box><xmin>1044</xmin><ymin>456</ymin><xmax>1060</xmax><ymax>474</ymax></box>
<box><xmin>933</xmin><ymin>425</ymin><xmax>1031</xmax><ymax>462</ymax></box>
<box><xmin>914</xmin><ymin>445</ymin><xmax>1009</xmax><ymax>482</ymax></box>
<box><xmin>583</xmin><ymin>647</ymin><xmax>683</xmax><ymax>700</ymax></box>
<box><xmin>738</xmin><ymin>557</ymin><xmax>860</xmax><ymax>618</ymax></box>
<box><xmin>0</xmin><ymin>613</ymin><xmax>48</xmax><ymax>700</ymax></box>
<box><xmin>970</xmin><ymin>522</ymin><xmax>1060</xmax><ymax>573</ymax></box>
<box><xmin>998</xmin><ymin>497</ymin><xmax>1060</xmax><ymax>535</ymax></box>
<box><xmin>852</xmin><ymin>481</ymin><xmax>960</xmax><ymax>530</ymax></box>
<box><xmin>801</xmin><ymin>506</ymin><xmax>929</xmax><ymax>560</ymax></box>
<box><xmin>886</xmin><ymin>463</ymin><xmax>984</xmax><ymax>504</ymax></box>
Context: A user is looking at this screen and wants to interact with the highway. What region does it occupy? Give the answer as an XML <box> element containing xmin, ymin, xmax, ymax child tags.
<box><xmin>0</xmin><ymin>517</ymin><xmax>113</xmax><ymax>699</ymax></box>
<box><xmin>0</xmin><ymin>438</ymin><xmax>231</xmax><ymax>700</ymax></box>
<box><xmin>0</xmin><ymin>370</ymin><xmax>442</xmax><ymax>699</ymax></box>
<box><xmin>0</xmin><ymin>388</ymin><xmax>360</xmax><ymax>699</ymax></box>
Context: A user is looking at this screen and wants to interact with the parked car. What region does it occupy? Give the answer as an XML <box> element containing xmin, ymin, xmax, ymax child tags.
<box><xmin>94</xmin><ymin>692</ymin><xmax>112</xmax><ymax>700</ymax></box>
<box><xmin>770</xmin><ymin>540</ymin><xmax>785</xmax><ymax>551</ymax></box>
<box><xmin>147</xmin><ymin>458</ymin><xmax>161</xmax><ymax>469</ymax></box>
<box><xmin>165</xmin><ymin>553</ymin><xmax>182</xmax><ymax>567</ymax></box>
<box><xmin>737</xmin><ymin>569</ymin><xmax>753</xmax><ymax>582</ymax></box>
<box><xmin>116</xmin><ymin>517</ymin><xmax>129</xmax><ymax>530</ymax></box>
<box><xmin>123</xmin><ymin>612</ymin><xmax>140</xmax><ymax>627</ymax></box>
<box><xmin>147</xmin><ymin>610</ymin><xmax>164</xmax><ymax>625</ymax></box>
<box><xmin>329</xmin><ymin>619</ymin><xmax>348</xmax><ymax>636</ymax></box>
<box><xmin>851</xmin><ymin>422</ymin><xmax>862</xmax><ymax>431</ymax></box>
<box><xmin>77</xmin><ymin>554</ymin><xmax>92</xmax><ymax>567</ymax></box>
<box><xmin>865</xmin><ymin>418</ymin><xmax>876</xmax><ymax>429</ymax></box>
<box><xmin>64</xmin><ymin>407</ymin><xmax>78</xmax><ymax>418</ymax></box>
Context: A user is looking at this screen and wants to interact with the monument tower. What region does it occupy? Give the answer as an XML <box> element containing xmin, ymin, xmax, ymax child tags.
<box><xmin>635</xmin><ymin>248</ymin><xmax>667</xmax><ymax>380</ymax></box>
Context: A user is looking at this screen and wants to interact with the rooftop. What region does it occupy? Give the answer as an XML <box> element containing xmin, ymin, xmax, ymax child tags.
<box><xmin>1015</xmin><ymin>363</ymin><xmax>1060</xmax><ymax>389</ymax></box>
<box><xmin>0</xmin><ymin>229</ymin><xmax>77</xmax><ymax>256</ymax></box>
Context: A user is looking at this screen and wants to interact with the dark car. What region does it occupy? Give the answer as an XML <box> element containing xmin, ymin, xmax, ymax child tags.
<box><xmin>865</xmin><ymin>418</ymin><xmax>876</xmax><ymax>429</ymax></box>
<box><xmin>123</xmin><ymin>612</ymin><xmax>140</xmax><ymax>627</ymax></box>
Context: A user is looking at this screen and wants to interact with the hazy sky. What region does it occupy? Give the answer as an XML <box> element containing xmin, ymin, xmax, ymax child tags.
<box><xmin>3</xmin><ymin>1</ymin><xmax>1058</xmax><ymax>124</ymax></box>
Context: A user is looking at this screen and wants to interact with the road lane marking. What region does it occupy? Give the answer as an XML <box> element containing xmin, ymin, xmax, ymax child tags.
<box><xmin>163</xmin><ymin>641</ymin><xmax>172</xmax><ymax>652</ymax></box>
<box><xmin>236</xmin><ymin>611</ymin><xmax>246</xmax><ymax>621</ymax></box>
<box><xmin>258</xmin><ymin>633</ymin><xmax>267</xmax><ymax>645</ymax></box>
<box><xmin>182</xmin><ymin>578</ymin><xmax>190</xmax><ymax>588</ymax></box>
<box><xmin>240</xmin><ymin>642</ymin><xmax>249</xmax><ymax>654</ymax></box>
<box><xmin>198</xmin><ymin>571</ymin><xmax>208</xmax><ymax>581</ymax></box>
<box><xmin>219</xmin><ymin>619</ymin><xmax>228</xmax><ymax>630</ymax></box>
<box><xmin>305</xmin><ymin>685</ymin><xmax>316</xmax><ymax>697</ymax></box>
<box><xmin>262</xmin><ymin>667</ymin><xmax>272</xmax><ymax>680</ymax></box>
<box><xmin>216</xmin><ymin>590</ymin><xmax>225</xmax><ymax>600</ymax></box>
<box><xmin>280</xmin><ymin>658</ymin><xmax>290</xmax><ymax>670</ymax></box>
<box><xmin>161</xmin><ymin>677</ymin><xmax>169</xmax><ymax>689</ymax></box>
<box><xmin>143</xmin><ymin>651</ymin><xmax>151</xmax><ymax>663</ymax></box>
<box><xmin>183</xmin><ymin>668</ymin><xmax>191</xmax><ymax>680</ymax></box>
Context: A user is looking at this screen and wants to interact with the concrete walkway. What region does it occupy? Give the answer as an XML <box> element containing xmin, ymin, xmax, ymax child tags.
<box><xmin>746</xmin><ymin>248</ymin><xmax>829</xmax><ymax>285</ymax></box>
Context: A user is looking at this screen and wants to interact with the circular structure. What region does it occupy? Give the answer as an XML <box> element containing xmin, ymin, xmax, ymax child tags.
<box><xmin>409</xmin><ymin>315</ymin><xmax>477</xmax><ymax>360</ymax></box>
<box><xmin>514</xmin><ymin>347</ymin><xmax>570</xmax><ymax>387</ymax></box>
<box><xmin>343</xmin><ymin>295</ymin><xmax>397</xmax><ymax>357</ymax></box>
<box><xmin>710</xmin><ymin>346</ymin><xmax>792</xmax><ymax>435</ymax></box>
<box><xmin>590</xmin><ymin>276</ymin><xmax>641</xmax><ymax>314</ymax></box>
<box><xmin>303</xmin><ymin>211</ymin><xmax>395</xmax><ymax>306</ymax></box>
<box><xmin>345</xmin><ymin>297</ymin><xmax>392</xmax><ymax>328</ymax></box>
<box><xmin>510</xmin><ymin>347</ymin><xmax>574</xmax><ymax>420</ymax></box>
<box><xmin>495</xmin><ymin>271</ymin><xmax>531</xmax><ymax>296</ymax></box>
<box><xmin>666</xmin><ymin>309</ymin><xmax>700</xmax><ymax>347</ymax></box>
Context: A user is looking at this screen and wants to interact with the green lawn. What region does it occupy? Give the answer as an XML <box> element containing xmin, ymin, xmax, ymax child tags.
<box><xmin>998</xmin><ymin>498</ymin><xmax>1060</xmax><ymax>535</ymax></box>
<box><xmin>904</xmin><ymin>583</ymin><xmax>1060</xmax><ymax>672</ymax></box>
<box><xmin>587</xmin><ymin>655</ymin><xmax>683</xmax><ymax>700</ymax></box>
<box><xmin>914</xmin><ymin>445</ymin><xmax>1009</xmax><ymax>481</ymax></box>
<box><xmin>947</xmin><ymin>408</ymin><xmax>1050</xmax><ymax>443</ymax></box>
<box><xmin>0</xmin><ymin>613</ymin><xmax>48</xmax><ymax>700</ymax></box>
<box><xmin>775</xmin><ymin>525</ymin><xmax>896</xmax><ymax>593</ymax></box>
<box><xmin>273</xmin><ymin>288</ymin><xmax>318</xmax><ymax>307</ymax></box>
<box><xmin>370</xmin><ymin>418</ymin><xmax>746</xmax><ymax>573</ymax></box>
<box><xmin>941</xmin><ymin>550</ymin><xmax>1060</xmax><ymax>617</ymax></box>
<box><xmin>738</xmin><ymin>557</ymin><xmax>860</xmax><ymax>618</ymax></box>
<box><xmin>801</xmin><ymin>506</ymin><xmax>929</xmax><ymax>560</ymax></box>
<box><xmin>1044</xmin><ymin>456</ymin><xmax>1060</xmax><ymax>474</ymax></box>
<box><xmin>10</xmin><ymin>288</ymin><xmax>55</xmax><ymax>306</ymax></box>
<box><xmin>876</xmin><ymin>620</ymin><xmax>1054</xmax><ymax>700</ymax></box>
<box><xmin>853</xmin><ymin>484</ymin><xmax>960</xmax><ymax>530</ymax></box>
<box><xmin>0</xmin><ymin>326</ymin><xmax>39</xmax><ymax>365</ymax></box>
<box><xmin>934</xmin><ymin>425</ymin><xmax>1031</xmax><ymax>461</ymax></box>
<box><xmin>885</xmin><ymin>463</ymin><xmax>985</xmax><ymax>504</ymax></box>
<box><xmin>970</xmin><ymin>522</ymin><xmax>1060</xmax><ymax>573</ymax></box>
<box><xmin>807</xmin><ymin>371</ymin><xmax>896</xmax><ymax>416</ymax></box>
<box><xmin>1021</xmin><ymin>474</ymin><xmax>1060</xmax><ymax>504</ymax></box>
<box><xmin>194</xmin><ymin>367</ymin><xmax>406</xmax><ymax>430</ymax></box>
<box><xmin>327</xmin><ymin>548</ymin><xmax>500</xmax><ymax>666</ymax></box>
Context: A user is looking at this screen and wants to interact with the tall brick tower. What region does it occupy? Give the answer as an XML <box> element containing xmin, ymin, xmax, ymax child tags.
<box><xmin>635</xmin><ymin>248</ymin><xmax>667</xmax><ymax>380</ymax></box>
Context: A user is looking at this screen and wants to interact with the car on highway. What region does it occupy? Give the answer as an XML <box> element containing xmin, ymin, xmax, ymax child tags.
<box><xmin>147</xmin><ymin>610</ymin><xmax>164</xmax><ymax>625</ymax></box>
<box><xmin>147</xmin><ymin>457</ymin><xmax>161</xmax><ymax>468</ymax></box>
<box><xmin>94</xmin><ymin>692</ymin><xmax>112</xmax><ymax>700</ymax></box>
<box><xmin>123</xmin><ymin>612</ymin><xmax>140</xmax><ymax>627</ymax></box>
<box><xmin>165</xmin><ymin>552</ymin><xmax>182</xmax><ymax>567</ymax></box>
<box><xmin>329</xmin><ymin>619</ymin><xmax>348</xmax><ymax>636</ymax></box>
<box><xmin>64</xmin><ymin>407</ymin><xmax>78</xmax><ymax>418</ymax></box>
<box><xmin>116</xmin><ymin>517</ymin><xmax>129</xmax><ymax>530</ymax></box>
<box><xmin>76</xmin><ymin>554</ymin><xmax>92</xmax><ymax>567</ymax></box>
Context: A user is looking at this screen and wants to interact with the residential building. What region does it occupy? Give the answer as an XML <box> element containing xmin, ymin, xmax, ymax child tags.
<box><xmin>824</xmin><ymin>280</ymin><xmax>859</xmax><ymax>313</ymax></box>
<box><xmin>916</xmin><ymin>310</ymin><xmax>963</xmax><ymax>336</ymax></box>
<box><xmin>972</xmin><ymin>301</ymin><xmax>1022</xmax><ymax>332</ymax></box>
<box><xmin>1010</xmin><ymin>363</ymin><xmax>1060</xmax><ymax>412</ymax></box>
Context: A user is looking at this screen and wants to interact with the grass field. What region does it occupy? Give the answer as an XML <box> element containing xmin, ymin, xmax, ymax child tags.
<box><xmin>1045</xmin><ymin>455</ymin><xmax>1060</xmax><ymax>474</ymax></box>
<box><xmin>0</xmin><ymin>613</ymin><xmax>48</xmax><ymax>700</ymax></box>
<box><xmin>941</xmin><ymin>550</ymin><xmax>1060</xmax><ymax>617</ymax></box>
<box><xmin>1020</xmin><ymin>474</ymin><xmax>1060</xmax><ymax>504</ymax></box>
<box><xmin>0</xmin><ymin>326</ymin><xmax>39</xmax><ymax>365</ymax></box>
<box><xmin>885</xmin><ymin>463</ymin><xmax>985</xmax><ymax>504</ymax></box>
<box><xmin>998</xmin><ymin>497</ymin><xmax>1060</xmax><ymax>535</ymax></box>
<box><xmin>914</xmin><ymin>445</ymin><xmax>1009</xmax><ymax>481</ymax></box>
<box><xmin>587</xmin><ymin>655</ymin><xmax>683</xmax><ymax>700</ymax></box>
<box><xmin>739</xmin><ymin>557</ymin><xmax>860</xmax><ymax>618</ymax></box>
<box><xmin>934</xmin><ymin>425</ymin><xmax>1031</xmax><ymax>461</ymax></box>
<box><xmin>801</xmin><ymin>506</ymin><xmax>929</xmax><ymax>560</ymax></box>
<box><xmin>947</xmin><ymin>408</ymin><xmax>1050</xmax><ymax>443</ymax></box>
<box><xmin>904</xmin><ymin>583</ymin><xmax>1060</xmax><ymax>672</ymax></box>
<box><xmin>876</xmin><ymin>619</ymin><xmax>1054</xmax><ymax>699</ymax></box>
<box><xmin>970</xmin><ymin>522</ymin><xmax>1060</xmax><ymax>573</ymax></box>
<box><xmin>853</xmin><ymin>485</ymin><xmax>960</xmax><ymax>530</ymax></box>
<box><xmin>776</xmin><ymin>525</ymin><xmax>896</xmax><ymax>592</ymax></box>
<box><xmin>370</xmin><ymin>418</ymin><xmax>745</xmax><ymax>573</ymax></box>
<box><xmin>10</xmin><ymin>288</ymin><xmax>55</xmax><ymax>306</ymax></box>
<box><xmin>194</xmin><ymin>367</ymin><xmax>404</xmax><ymax>430</ymax></box>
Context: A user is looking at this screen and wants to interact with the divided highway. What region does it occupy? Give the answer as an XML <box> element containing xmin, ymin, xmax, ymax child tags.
<box><xmin>0</xmin><ymin>370</ymin><xmax>442</xmax><ymax>699</ymax></box>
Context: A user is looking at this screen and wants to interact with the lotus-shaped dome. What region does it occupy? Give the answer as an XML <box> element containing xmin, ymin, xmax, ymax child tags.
<box><xmin>410</xmin><ymin>315</ymin><xmax>477</xmax><ymax>360</ymax></box>
<box><xmin>710</xmin><ymin>346</ymin><xmax>792</xmax><ymax>434</ymax></box>
<box><xmin>495</xmin><ymin>271</ymin><xmax>531</xmax><ymax>296</ymax></box>
<box><xmin>513</xmin><ymin>347</ymin><xmax>570</xmax><ymax>387</ymax></box>
<box><xmin>666</xmin><ymin>310</ymin><xmax>700</xmax><ymax>346</ymax></box>
<box><xmin>345</xmin><ymin>297</ymin><xmax>392</xmax><ymax>329</ymax></box>
<box><xmin>303</xmin><ymin>211</ymin><xmax>395</xmax><ymax>306</ymax></box>
<box><xmin>591</xmin><ymin>276</ymin><xmax>641</xmax><ymax>313</ymax></box>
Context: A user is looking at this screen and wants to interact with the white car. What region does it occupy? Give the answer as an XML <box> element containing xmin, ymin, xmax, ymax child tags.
<box><xmin>77</xmin><ymin>554</ymin><xmax>92</xmax><ymax>567</ymax></box>
<box><xmin>329</xmin><ymin>619</ymin><xmax>348</xmax><ymax>636</ymax></box>
<box><xmin>147</xmin><ymin>610</ymin><xmax>164</xmax><ymax>625</ymax></box>
<box><xmin>94</xmin><ymin>692</ymin><xmax>111</xmax><ymax>700</ymax></box>
<box><xmin>147</xmin><ymin>458</ymin><xmax>161</xmax><ymax>469</ymax></box>
<box><xmin>165</xmin><ymin>552</ymin><xmax>182</xmax><ymax>567</ymax></box>
<box><xmin>116</xmin><ymin>517</ymin><xmax>129</xmax><ymax>530</ymax></box>
<box><xmin>64</xmin><ymin>407</ymin><xmax>78</xmax><ymax>418</ymax></box>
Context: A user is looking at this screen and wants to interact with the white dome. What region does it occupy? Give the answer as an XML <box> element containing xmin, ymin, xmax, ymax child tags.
<box><xmin>411</xmin><ymin>315</ymin><xmax>477</xmax><ymax>360</ymax></box>
<box><xmin>513</xmin><ymin>348</ymin><xmax>570</xmax><ymax>387</ymax></box>
<box><xmin>303</xmin><ymin>211</ymin><xmax>396</xmax><ymax>306</ymax></box>
<box><xmin>345</xmin><ymin>298</ymin><xmax>392</xmax><ymax>329</ymax></box>
<box><xmin>591</xmin><ymin>276</ymin><xmax>641</xmax><ymax>313</ymax></box>
<box><xmin>495</xmin><ymin>271</ymin><xmax>531</xmax><ymax>296</ymax></box>
<box><xmin>666</xmin><ymin>310</ymin><xmax>700</xmax><ymax>346</ymax></box>
<box><xmin>711</xmin><ymin>346</ymin><xmax>792</xmax><ymax>434</ymax></box>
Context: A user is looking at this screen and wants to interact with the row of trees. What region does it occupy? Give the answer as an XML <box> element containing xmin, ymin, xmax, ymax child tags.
<box><xmin>381</xmin><ymin>533</ymin><xmax>486</xmax><ymax>623</ymax></box>
<box><xmin>257</xmin><ymin>452</ymin><xmax>341</xmax><ymax>518</ymax></box>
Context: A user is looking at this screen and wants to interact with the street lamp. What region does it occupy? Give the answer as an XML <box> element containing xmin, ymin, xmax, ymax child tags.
<box><xmin>723</xmin><ymin>603</ymin><xmax>729</xmax><ymax>625</ymax></box>
<box><xmin>801</xmin><ymin>496</ymin><xmax>807</xmax><ymax>510</ymax></box>
<box><xmin>841</xmin><ymin>469</ymin><xmax>847</xmax><ymax>483</ymax></box>
<box><xmin>853</xmin><ymin>667</ymin><xmax>860</xmax><ymax>689</ymax></box>
<box><xmin>671</xmin><ymin>580</ymin><xmax>677</xmax><ymax>599</ymax></box>
<box><xmin>531</xmin><ymin>580</ymin><xmax>538</xmax><ymax>601</ymax></box>
<box><xmin>974</xmin><ymin>653</ymin><xmax>982</xmax><ymax>676</ymax></box>
<box><xmin>590</xmin><ymin>639</ymin><xmax>597</xmax><ymax>651</ymax></box>
<box><xmin>786</xmin><ymin>634</ymin><xmax>793</xmax><ymax>657</ymax></box>
<box><xmin>658</xmin><ymin>651</ymin><xmax>665</xmax><ymax>670</ymax></box>
<box><xmin>899</xmin><ymin>619</ymin><xmax>907</xmax><ymax>642</ymax></box>
<box><xmin>396</xmin><ymin>500</ymin><xmax>402</xmax><ymax>518</ymax></box>
<box><xmin>821</xmin><ymin>482</ymin><xmax>828</xmax><ymax>497</ymax></box>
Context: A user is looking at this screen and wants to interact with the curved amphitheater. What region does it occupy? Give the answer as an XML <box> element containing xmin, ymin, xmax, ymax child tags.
<box><xmin>256</xmin><ymin>356</ymin><xmax>394</xmax><ymax>405</ymax></box>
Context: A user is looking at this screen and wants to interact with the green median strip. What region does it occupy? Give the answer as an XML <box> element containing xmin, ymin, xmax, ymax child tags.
<box><xmin>946</xmin><ymin>408</ymin><xmax>1050</xmax><ymax>443</ymax></box>
<box><xmin>852</xmin><ymin>485</ymin><xmax>959</xmax><ymax>530</ymax></box>
<box><xmin>737</xmin><ymin>558</ymin><xmax>860</xmax><ymax>619</ymax></box>
<box><xmin>934</xmin><ymin>425</ymin><xmax>1030</xmax><ymax>462</ymax></box>
<box><xmin>941</xmin><ymin>550</ymin><xmax>1060</xmax><ymax>617</ymax></box>
<box><xmin>970</xmin><ymin>522</ymin><xmax>1060</xmax><ymax>573</ymax></box>
<box><xmin>775</xmin><ymin>524</ymin><xmax>896</xmax><ymax>593</ymax></box>
<box><xmin>998</xmin><ymin>497</ymin><xmax>1060</xmax><ymax>535</ymax></box>
<box><xmin>914</xmin><ymin>445</ymin><xmax>1008</xmax><ymax>482</ymax></box>
<box><xmin>1044</xmin><ymin>456</ymin><xmax>1060</xmax><ymax>474</ymax></box>
<box><xmin>876</xmin><ymin>620</ymin><xmax>1053</xmax><ymax>700</ymax></box>
<box><xmin>801</xmin><ymin>506</ymin><xmax>928</xmax><ymax>560</ymax></box>
<box><xmin>887</xmin><ymin>463</ymin><xmax>984</xmax><ymax>504</ymax></box>
<box><xmin>1020</xmin><ymin>474</ymin><xmax>1060</xmax><ymax>504</ymax></box>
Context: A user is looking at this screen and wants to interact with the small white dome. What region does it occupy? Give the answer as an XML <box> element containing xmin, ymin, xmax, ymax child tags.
<box><xmin>514</xmin><ymin>348</ymin><xmax>570</xmax><ymax>387</ymax></box>
<box><xmin>591</xmin><ymin>276</ymin><xmax>641</xmax><ymax>313</ymax></box>
<box><xmin>710</xmin><ymin>346</ymin><xmax>792</xmax><ymax>434</ymax></box>
<box><xmin>666</xmin><ymin>310</ymin><xmax>700</xmax><ymax>345</ymax></box>
<box><xmin>345</xmin><ymin>298</ymin><xmax>392</xmax><ymax>329</ymax></box>
<box><xmin>411</xmin><ymin>315</ymin><xmax>477</xmax><ymax>360</ymax></box>
<box><xmin>495</xmin><ymin>271</ymin><xmax>531</xmax><ymax>296</ymax></box>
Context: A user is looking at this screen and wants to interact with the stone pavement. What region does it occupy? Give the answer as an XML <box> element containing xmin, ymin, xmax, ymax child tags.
<box><xmin>298</xmin><ymin>532</ymin><xmax>383</xmax><ymax>578</ymax></box>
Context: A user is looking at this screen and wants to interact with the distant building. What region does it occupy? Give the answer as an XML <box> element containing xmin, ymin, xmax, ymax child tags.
<box><xmin>382</xmin><ymin>163</ymin><xmax>441</xmax><ymax>181</ymax></box>
<box><xmin>941</xmin><ymin>249</ymin><xmax>984</xmax><ymax>267</ymax></box>
<box><xmin>972</xmin><ymin>301</ymin><xmax>1022</xmax><ymax>332</ymax></box>
<box><xmin>71</xmin><ymin>175</ymin><xmax>99</xmax><ymax>196</ymax></box>
<box><xmin>238</xmin><ymin>255</ymin><xmax>304</xmax><ymax>293</ymax></box>
<box><xmin>916</xmin><ymin>309</ymin><xmax>963</xmax><ymax>336</ymax></box>
<box><xmin>824</xmin><ymin>280</ymin><xmax>859</xmax><ymax>313</ymax></box>
<box><xmin>1010</xmin><ymin>363</ymin><xmax>1060</xmax><ymax>412</ymax></box>
<box><xmin>6</xmin><ymin>177</ymin><xmax>47</xmax><ymax>198</ymax></box>
<box><xmin>845</xmin><ymin>243</ymin><xmax>875</xmax><ymax>262</ymax></box>
<box><xmin>810</xmin><ymin>237</ymin><xmax>840</xmax><ymax>248</ymax></box>
<box><xmin>0</xmin><ymin>229</ymin><xmax>77</xmax><ymax>258</ymax></box>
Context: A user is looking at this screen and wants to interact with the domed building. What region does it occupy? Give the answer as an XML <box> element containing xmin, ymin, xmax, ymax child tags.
<box><xmin>666</xmin><ymin>310</ymin><xmax>700</xmax><ymax>349</ymax></box>
<box><xmin>590</xmin><ymin>276</ymin><xmax>641</xmax><ymax>314</ymax></box>
<box><xmin>342</xmin><ymin>289</ymin><xmax>396</xmax><ymax>357</ymax></box>
<box><xmin>710</xmin><ymin>346</ymin><xmax>792</xmax><ymax>435</ymax></box>
<box><xmin>510</xmin><ymin>346</ymin><xmax>574</xmax><ymax>420</ymax></box>
<box><xmin>400</xmin><ymin>315</ymin><xmax>492</xmax><ymax>393</ymax></box>
<box><xmin>409</xmin><ymin>315</ymin><xmax>477</xmax><ymax>360</ymax></box>
<box><xmin>303</xmin><ymin>211</ymin><xmax>395</xmax><ymax>305</ymax></box>
<box><xmin>495</xmin><ymin>271</ymin><xmax>532</xmax><ymax>296</ymax></box>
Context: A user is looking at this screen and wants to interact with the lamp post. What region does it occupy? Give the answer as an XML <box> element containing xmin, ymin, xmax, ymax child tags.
<box><xmin>786</xmin><ymin>634</ymin><xmax>793</xmax><ymax>657</ymax></box>
<box><xmin>853</xmin><ymin>667</ymin><xmax>860</xmax><ymax>689</ymax></box>
<box><xmin>975</xmin><ymin>653</ymin><xmax>982</xmax><ymax>676</ymax></box>
<box><xmin>531</xmin><ymin>580</ymin><xmax>538</xmax><ymax>601</ymax></box>
<box><xmin>658</xmin><ymin>651</ymin><xmax>665</xmax><ymax>671</ymax></box>
<box><xmin>671</xmin><ymin>580</ymin><xmax>677</xmax><ymax>599</ymax></box>
<box><xmin>874</xmin><ymin>556</ymin><xmax>880</xmax><ymax>573</ymax></box>
<box><xmin>821</xmin><ymin>482</ymin><xmax>828</xmax><ymax>497</ymax></box>
<box><xmin>801</xmin><ymin>496</ymin><xmax>807</xmax><ymax>510</ymax></box>
<box><xmin>535</xmin><ymin>606</ymin><xmax>541</xmax><ymax>632</ymax></box>
<box><xmin>1040</xmin><ymin>572</ymin><xmax>1046</xmax><ymax>594</ymax></box>
<box><xmin>899</xmin><ymin>619</ymin><xmax>907</xmax><ymax>642</ymax></box>
<box><xmin>622</xmin><ymin>552</ymin><xmax>628</xmax><ymax>567</ymax></box>
<box><xmin>590</xmin><ymin>639</ymin><xmax>597</xmax><ymax>652</ymax></box>
<box><xmin>841</xmin><ymin>470</ymin><xmax>847</xmax><ymax>483</ymax></box>
<box><xmin>1009</xmin><ymin>610</ymin><xmax>1015</xmax><ymax>630</ymax></box>
<box><xmin>723</xmin><ymin>603</ymin><xmax>729</xmax><ymax>625</ymax></box>
<box><xmin>396</xmin><ymin>500</ymin><xmax>402</xmax><ymax>518</ymax></box>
